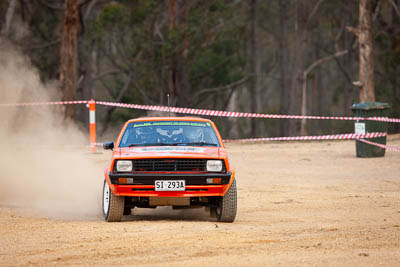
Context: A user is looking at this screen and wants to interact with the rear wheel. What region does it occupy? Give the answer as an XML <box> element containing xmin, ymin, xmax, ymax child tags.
<box><xmin>102</xmin><ymin>180</ymin><xmax>125</xmax><ymax>222</ymax></box>
<box><xmin>213</xmin><ymin>179</ymin><xmax>237</xmax><ymax>222</ymax></box>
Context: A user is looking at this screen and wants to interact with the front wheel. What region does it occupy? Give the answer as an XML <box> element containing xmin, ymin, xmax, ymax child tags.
<box><xmin>213</xmin><ymin>179</ymin><xmax>237</xmax><ymax>223</ymax></box>
<box><xmin>102</xmin><ymin>180</ymin><xmax>125</xmax><ymax>222</ymax></box>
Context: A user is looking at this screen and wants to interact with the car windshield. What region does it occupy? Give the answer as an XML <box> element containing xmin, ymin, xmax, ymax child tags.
<box><xmin>119</xmin><ymin>121</ymin><xmax>221</xmax><ymax>147</ymax></box>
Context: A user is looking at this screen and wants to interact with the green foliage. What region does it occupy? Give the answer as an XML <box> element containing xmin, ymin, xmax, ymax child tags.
<box><xmin>129</xmin><ymin>0</ymin><xmax>158</xmax><ymax>25</ymax></box>
<box><xmin>19</xmin><ymin>6</ymin><xmax>61</xmax><ymax>81</ymax></box>
<box><xmin>98</xmin><ymin>3</ymin><xmax>128</xmax><ymax>28</ymax></box>
<box><xmin>9</xmin><ymin>0</ymin><xmax>400</xmax><ymax>137</ymax></box>
<box><xmin>190</xmin><ymin>39</ymin><xmax>244</xmax><ymax>89</ymax></box>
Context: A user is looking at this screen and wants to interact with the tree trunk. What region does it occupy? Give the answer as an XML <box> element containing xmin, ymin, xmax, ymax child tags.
<box><xmin>76</xmin><ymin>41</ymin><xmax>94</xmax><ymax>128</ymax></box>
<box><xmin>341</xmin><ymin>1</ymin><xmax>356</xmax><ymax>115</ymax></box>
<box><xmin>358</xmin><ymin>0</ymin><xmax>375</xmax><ymax>103</ymax></box>
<box><xmin>343</xmin><ymin>43</ymin><xmax>355</xmax><ymax>114</ymax></box>
<box><xmin>287</xmin><ymin>0</ymin><xmax>308</xmax><ymax>136</ymax></box>
<box><xmin>310</xmin><ymin>73</ymin><xmax>318</xmax><ymax>134</ymax></box>
<box><xmin>2</xmin><ymin>0</ymin><xmax>17</xmax><ymax>36</ymax></box>
<box><xmin>227</xmin><ymin>90</ymin><xmax>240</xmax><ymax>138</ymax></box>
<box><xmin>250</xmin><ymin>0</ymin><xmax>261</xmax><ymax>137</ymax></box>
<box><xmin>391</xmin><ymin>0</ymin><xmax>400</xmax><ymax>133</ymax></box>
<box><xmin>167</xmin><ymin>0</ymin><xmax>177</xmax><ymax>106</ymax></box>
<box><xmin>278</xmin><ymin>0</ymin><xmax>290</xmax><ymax>136</ymax></box>
<box><xmin>300</xmin><ymin>50</ymin><xmax>348</xmax><ymax>134</ymax></box>
<box><xmin>77</xmin><ymin>3</ymin><xmax>94</xmax><ymax>129</ymax></box>
<box><xmin>60</xmin><ymin>0</ymin><xmax>80</xmax><ymax>120</ymax></box>
<box><xmin>176</xmin><ymin>1</ymin><xmax>190</xmax><ymax>107</ymax></box>
<box><xmin>167</xmin><ymin>0</ymin><xmax>191</xmax><ymax>108</ymax></box>
<box><xmin>101</xmin><ymin>73</ymin><xmax>132</xmax><ymax>135</ymax></box>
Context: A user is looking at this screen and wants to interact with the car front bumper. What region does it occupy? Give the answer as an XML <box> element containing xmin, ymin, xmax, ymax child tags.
<box><xmin>105</xmin><ymin>171</ymin><xmax>233</xmax><ymax>197</ymax></box>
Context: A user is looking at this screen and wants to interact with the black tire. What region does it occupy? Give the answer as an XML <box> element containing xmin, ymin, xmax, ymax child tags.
<box><xmin>215</xmin><ymin>179</ymin><xmax>237</xmax><ymax>222</ymax></box>
<box><xmin>102</xmin><ymin>180</ymin><xmax>125</xmax><ymax>222</ymax></box>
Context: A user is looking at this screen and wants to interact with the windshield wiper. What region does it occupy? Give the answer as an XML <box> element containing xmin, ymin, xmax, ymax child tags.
<box><xmin>128</xmin><ymin>142</ymin><xmax>172</xmax><ymax>147</ymax></box>
<box><xmin>173</xmin><ymin>142</ymin><xmax>218</xmax><ymax>147</ymax></box>
<box><xmin>128</xmin><ymin>144</ymin><xmax>142</xmax><ymax>147</ymax></box>
<box><xmin>128</xmin><ymin>142</ymin><xmax>218</xmax><ymax>147</ymax></box>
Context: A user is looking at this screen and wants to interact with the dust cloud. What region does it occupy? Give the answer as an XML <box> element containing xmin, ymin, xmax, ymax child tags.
<box><xmin>0</xmin><ymin>39</ymin><xmax>102</xmax><ymax>220</ymax></box>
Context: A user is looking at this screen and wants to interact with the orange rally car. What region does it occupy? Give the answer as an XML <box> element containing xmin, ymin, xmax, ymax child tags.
<box><xmin>102</xmin><ymin>117</ymin><xmax>237</xmax><ymax>222</ymax></box>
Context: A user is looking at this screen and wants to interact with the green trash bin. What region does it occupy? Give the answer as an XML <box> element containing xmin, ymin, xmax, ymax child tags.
<box><xmin>351</xmin><ymin>102</ymin><xmax>391</xmax><ymax>158</ymax></box>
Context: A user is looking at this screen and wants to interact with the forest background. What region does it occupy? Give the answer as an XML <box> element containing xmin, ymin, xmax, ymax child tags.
<box><xmin>1</xmin><ymin>0</ymin><xmax>400</xmax><ymax>139</ymax></box>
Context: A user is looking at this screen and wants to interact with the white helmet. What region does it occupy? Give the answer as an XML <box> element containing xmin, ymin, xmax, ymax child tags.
<box><xmin>185</xmin><ymin>128</ymin><xmax>204</xmax><ymax>142</ymax></box>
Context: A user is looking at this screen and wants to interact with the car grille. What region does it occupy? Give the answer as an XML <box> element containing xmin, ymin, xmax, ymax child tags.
<box><xmin>130</xmin><ymin>159</ymin><xmax>208</xmax><ymax>172</ymax></box>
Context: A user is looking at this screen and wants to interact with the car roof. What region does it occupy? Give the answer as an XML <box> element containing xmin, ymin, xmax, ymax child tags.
<box><xmin>126</xmin><ymin>117</ymin><xmax>214</xmax><ymax>124</ymax></box>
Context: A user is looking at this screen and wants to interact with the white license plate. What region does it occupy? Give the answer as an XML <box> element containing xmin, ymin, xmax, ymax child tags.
<box><xmin>155</xmin><ymin>180</ymin><xmax>185</xmax><ymax>191</ymax></box>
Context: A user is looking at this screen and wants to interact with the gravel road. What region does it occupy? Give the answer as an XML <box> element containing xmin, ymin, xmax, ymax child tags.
<box><xmin>1</xmin><ymin>136</ymin><xmax>400</xmax><ymax>266</ymax></box>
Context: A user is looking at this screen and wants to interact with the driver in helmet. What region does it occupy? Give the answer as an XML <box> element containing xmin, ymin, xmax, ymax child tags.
<box><xmin>136</xmin><ymin>127</ymin><xmax>155</xmax><ymax>144</ymax></box>
<box><xmin>184</xmin><ymin>127</ymin><xmax>205</xmax><ymax>143</ymax></box>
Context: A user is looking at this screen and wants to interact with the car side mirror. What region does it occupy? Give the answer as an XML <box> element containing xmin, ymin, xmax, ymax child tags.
<box><xmin>103</xmin><ymin>142</ymin><xmax>114</xmax><ymax>150</ymax></box>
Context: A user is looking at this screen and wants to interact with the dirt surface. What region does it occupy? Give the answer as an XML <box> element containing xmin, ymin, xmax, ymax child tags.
<box><xmin>1</xmin><ymin>137</ymin><xmax>400</xmax><ymax>266</ymax></box>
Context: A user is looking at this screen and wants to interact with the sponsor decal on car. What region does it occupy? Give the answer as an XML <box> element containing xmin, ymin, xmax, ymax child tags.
<box><xmin>133</xmin><ymin>121</ymin><xmax>209</xmax><ymax>127</ymax></box>
<box><xmin>132</xmin><ymin>146</ymin><xmax>206</xmax><ymax>153</ymax></box>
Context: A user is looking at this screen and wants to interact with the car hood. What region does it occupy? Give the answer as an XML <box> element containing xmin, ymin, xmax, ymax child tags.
<box><xmin>116</xmin><ymin>146</ymin><xmax>225</xmax><ymax>159</ymax></box>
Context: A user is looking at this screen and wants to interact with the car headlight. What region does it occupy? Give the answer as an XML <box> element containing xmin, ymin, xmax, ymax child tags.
<box><xmin>206</xmin><ymin>160</ymin><xmax>223</xmax><ymax>172</ymax></box>
<box><xmin>116</xmin><ymin>160</ymin><xmax>132</xmax><ymax>172</ymax></box>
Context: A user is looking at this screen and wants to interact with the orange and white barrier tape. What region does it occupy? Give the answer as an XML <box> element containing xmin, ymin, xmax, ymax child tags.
<box><xmin>2</xmin><ymin>100</ymin><xmax>400</xmax><ymax>153</ymax></box>
<box><xmin>222</xmin><ymin>132</ymin><xmax>387</xmax><ymax>143</ymax></box>
<box><xmin>222</xmin><ymin>132</ymin><xmax>400</xmax><ymax>152</ymax></box>
<box><xmin>96</xmin><ymin>132</ymin><xmax>397</xmax><ymax>146</ymax></box>
<box><xmin>0</xmin><ymin>100</ymin><xmax>88</xmax><ymax>106</ymax></box>
<box><xmin>0</xmin><ymin>99</ymin><xmax>96</xmax><ymax>152</ymax></box>
<box><xmin>357</xmin><ymin>138</ymin><xmax>400</xmax><ymax>152</ymax></box>
<box><xmin>95</xmin><ymin>101</ymin><xmax>400</xmax><ymax>123</ymax></box>
<box><xmin>1</xmin><ymin>100</ymin><xmax>399</xmax><ymax>123</ymax></box>
<box><xmin>94</xmin><ymin>133</ymin><xmax>400</xmax><ymax>152</ymax></box>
